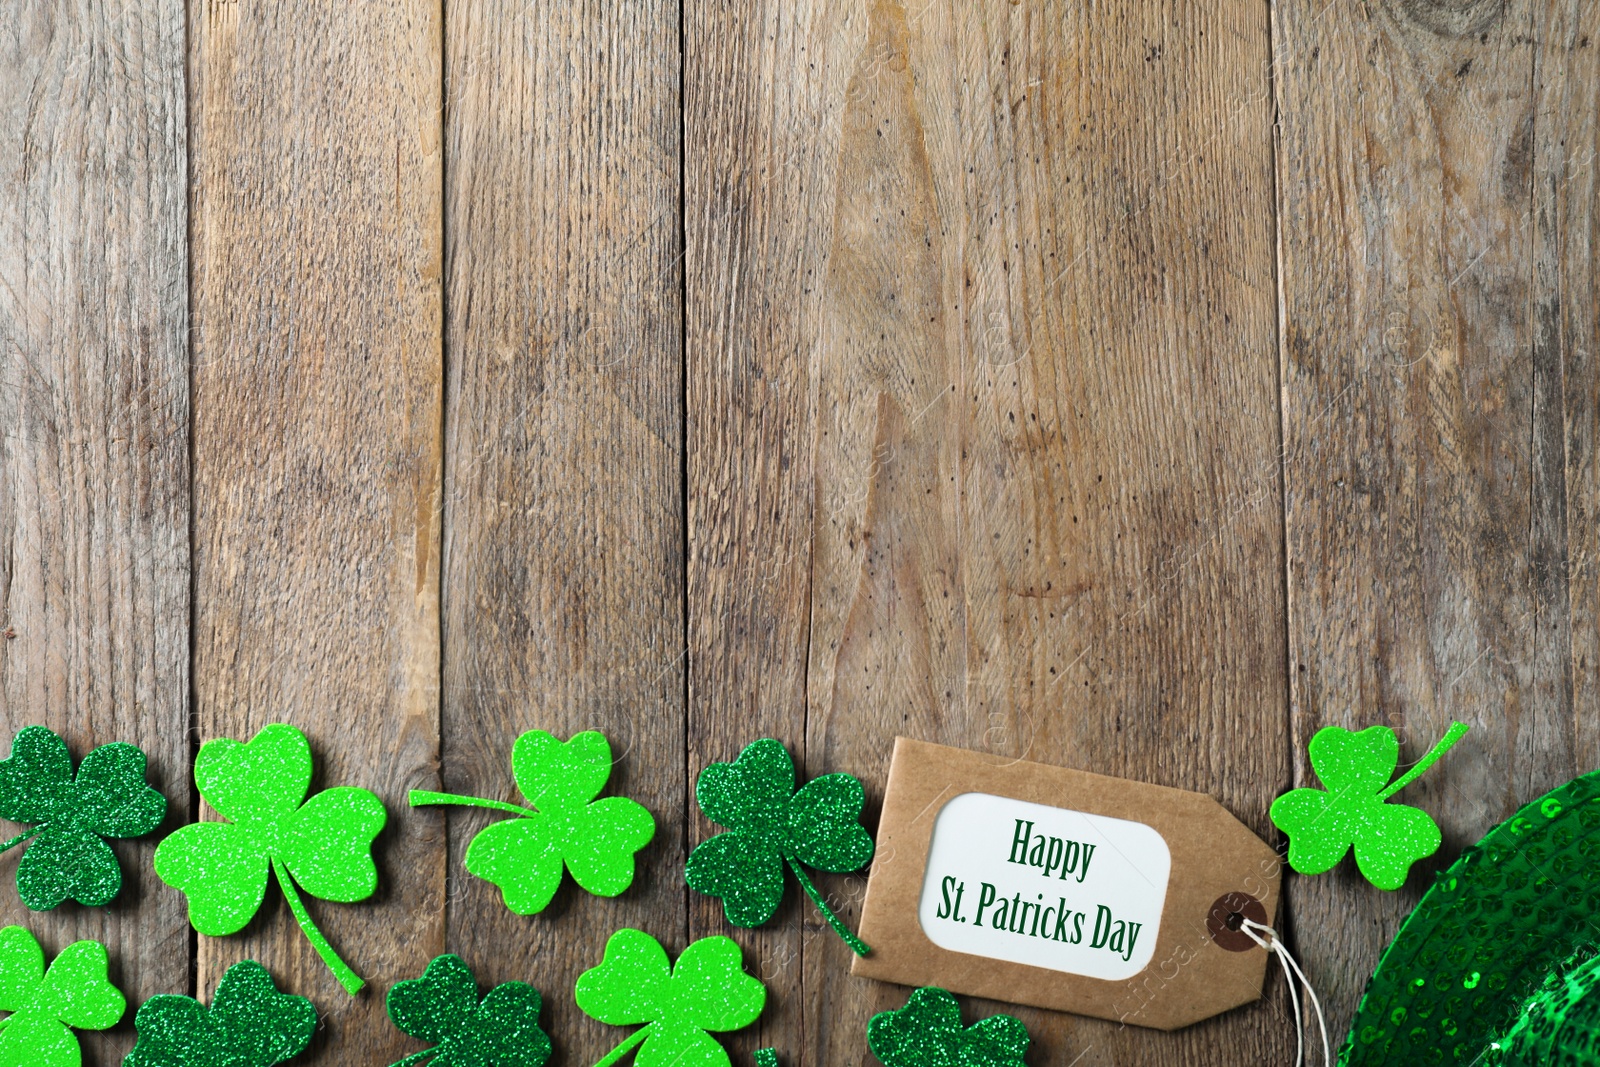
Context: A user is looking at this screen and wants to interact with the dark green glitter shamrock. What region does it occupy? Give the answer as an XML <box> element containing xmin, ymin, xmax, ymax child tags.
<box><xmin>0</xmin><ymin>725</ymin><xmax>166</xmax><ymax>909</ymax></box>
<box><xmin>867</xmin><ymin>987</ymin><xmax>1029</xmax><ymax>1067</ymax></box>
<box><xmin>384</xmin><ymin>953</ymin><xmax>550</xmax><ymax>1067</ymax></box>
<box><xmin>153</xmin><ymin>723</ymin><xmax>387</xmax><ymax>995</ymax></box>
<box><xmin>1270</xmin><ymin>721</ymin><xmax>1469</xmax><ymax>890</ymax></box>
<box><xmin>0</xmin><ymin>925</ymin><xmax>125</xmax><ymax>1067</ymax></box>
<box><xmin>410</xmin><ymin>730</ymin><xmax>654</xmax><ymax>915</ymax></box>
<box><xmin>575</xmin><ymin>928</ymin><xmax>766</xmax><ymax>1067</ymax></box>
<box><xmin>686</xmin><ymin>738</ymin><xmax>874</xmax><ymax>955</ymax></box>
<box><xmin>123</xmin><ymin>959</ymin><xmax>316</xmax><ymax>1067</ymax></box>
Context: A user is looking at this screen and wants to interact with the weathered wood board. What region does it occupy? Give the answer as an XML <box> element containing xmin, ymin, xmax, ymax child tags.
<box><xmin>0</xmin><ymin>2</ymin><xmax>191</xmax><ymax>1062</ymax></box>
<box><xmin>188</xmin><ymin>0</ymin><xmax>446</xmax><ymax>1059</ymax></box>
<box><xmin>1275</xmin><ymin>0</ymin><xmax>1597</xmax><ymax>1042</ymax></box>
<box><xmin>686</xmin><ymin>0</ymin><xmax>1294</xmax><ymax>1062</ymax></box>
<box><xmin>438</xmin><ymin>1</ymin><xmax>686</xmax><ymax>1065</ymax></box>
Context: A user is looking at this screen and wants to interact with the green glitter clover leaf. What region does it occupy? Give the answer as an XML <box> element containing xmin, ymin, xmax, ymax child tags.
<box><xmin>1270</xmin><ymin>721</ymin><xmax>1470</xmax><ymax>891</ymax></box>
<box><xmin>686</xmin><ymin>738</ymin><xmax>874</xmax><ymax>956</ymax></box>
<box><xmin>867</xmin><ymin>987</ymin><xmax>1029</xmax><ymax>1067</ymax></box>
<box><xmin>123</xmin><ymin>959</ymin><xmax>316</xmax><ymax>1067</ymax></box>
<box><xmin>575</xmin><ymin>928</ymin><xmax>766</xmax><ymax>1067</ymax></box>
<box><xmin>0</xmin><ymin>725</ymin><xmax>166</xmax><ymax>910</ymax></box>
<box><xmin>409</xmin><ymin>730</ymin><xmax>654</xmax><ymax>916</ymax></box>
<box><xmin>0</xmin><ymin>925</ymin><xmax>124</xmax><ymax>1067</ymax></box>
<box><xmin>153</xmin><ymin>723</ymin><xmax>387</xmax><ymax>996</ymax></box>
<box><xmin>753</xmin><ymin>1051</ymin><xmax>778</xmax><ymax>1067</ymax></box>
<box><xmin>384</xmin><ymin>953</ymin><xmax>551</xmax><ymax>1067</ymax></box>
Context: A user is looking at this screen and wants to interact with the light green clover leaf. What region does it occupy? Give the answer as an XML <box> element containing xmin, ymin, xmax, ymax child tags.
<box><xmin>153</xmin><ymin>723</ymin><xmax>386</xmax><ymax>995</ymax></box>
<box><xmin>867</xmin><ymin>987</ymin><xmax>1029</xmax><ymax>1067</ymax></box>
<box><xmin>686</xmin><ymin>738</ymin><xmax>874</xmax><ymax>955</ymax></box>
<box><xmin>0</xmin><ymin>925</ymin><xmax>124</xmax><ymax>1067</ymax></box>
<box><xmin>384</xmin><ymin>953</ymin><xmax>551</xmax><ymax>1067</ymax></box>
<box><xmin>0</xmin><ymin>726</ymin><xmax>166</xmax><ymax>910</ymax></box>
<box><xmin>123</xmin><ymin>959</ymin><xmax>316</xmax><ymax>1067</ymax></box>
<box><xmin>575</xmin><ymin>929</ymin><xmax>765</xmax><ymax>1067</ymax></box>
<box><xmin>409</xmin><ymin>730</ymin><xmax>654</xmax><ymax>915</ymax></box>
<box><xmin>1270</xmin><ymin>721</ymin><xmax>1469</xmax><ymax>890</ymax></box>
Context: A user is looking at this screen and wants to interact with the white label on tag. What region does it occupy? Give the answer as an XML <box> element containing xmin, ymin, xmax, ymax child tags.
<box><xmin>917</xmin><ymin>792</ymin><xmax>1172</xmax><ymax>981</ymax></box>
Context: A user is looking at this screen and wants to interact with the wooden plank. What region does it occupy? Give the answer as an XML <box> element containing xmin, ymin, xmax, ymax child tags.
<box><xmin>0</xmin><ymin>1</ymin><xmax>192</xmax><ymax>1060</ymax></box>
<box><xmin>1533</xmin><ymin>3</ymin><xmax>1600</xmax><ymax>772</ymax></box>
<box><xmin>686</xmin><ymin>0</ymin><xmax>1290</xmax><ymax>1063</ymax></box>
<box><xmin>437</xmin><ymin>1</ymin><xmax>685</xmax><ymax>1063</ymax></box>
<box><xmin>188</xmin><ymin>0</ymin><xmax>444</xmax><ymax>1058</ymax></box>
<box><xmin>683</xmin><ymin>0</ymin><xmax>838</xmax><ymax>1058</ymax></box>
<box><xmin>1275</xmin><ymin>0</ymin><xmax>1584</xmax><ymax>1044</ymax></box>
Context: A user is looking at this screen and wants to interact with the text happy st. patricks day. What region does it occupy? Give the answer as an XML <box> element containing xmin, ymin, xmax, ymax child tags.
<box><xmin>931</xmin><ymin>818</ymin><xmax>1144</xmax><ymax>962</ymax></box>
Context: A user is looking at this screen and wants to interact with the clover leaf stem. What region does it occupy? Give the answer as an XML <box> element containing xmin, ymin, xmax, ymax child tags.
<box><xmin>1377</xmin><ymin>721</ymin><xmax>1471</xmax><ymax>801</ymax></box>
<box><xmin>0</xmin><ymin>828</ymin><xmax>36</xmax><ymax>853</ymax></box>
<box><xmin>784</xmin><ymin>854</ymin><xmax>870</xmax><ymax>956</ymax></box>
<box><xmin>590</xmin><ymin>1022</ymin><xmax>653</xmax><ymax>1067</ymax></box>
<box><xmin>271</xmin><ymin>857</ymin><xmax>364</xmax><ymax>996</ymax></box>
<box><xmin>385</xmin><ymin>1047</ymin><xmax>438</xmax><ymax>1067</ymax></box>
<box><xmin>408</xmin><ymin>790</ymin><xmax>539</xmax><ymax>819</ymax></box>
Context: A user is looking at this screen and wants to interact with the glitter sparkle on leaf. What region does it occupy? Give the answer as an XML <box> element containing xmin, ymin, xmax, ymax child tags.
<box><xmin>409</xmin><ymin>730</ymin><xmax>654</xmax><ymax>916</ymax></box>
<box><xmin>867</xmin><ymin>987</ymin><xmax>1029</xmax><ymax>1067</ymax></box>
<box><xmin>575</xmin><ymin>929</ymin><xmax>766</xmax><ymax>1067</ymax></box>
<box><xmin>1270</xmin><ymin>721</ymin><xmax>1469</xmax><ymax>891</ymax></box>
<box><xmin>0</xmin><ymin>726</ymin><xmax>167</xmax><ymax>910</ymax></box>
<box><xmin>0</xmin><ymin>925</ymin><xmax>124</xmax><ymax>1067</ymax></box>
<box><xmin>124</xmin><ymin>959</ymin><xmax>315</xmax><ymax>1067</ymax></box>
<box><xmin>153</xmin><ymin>724</ymin><xmax>386</xmax><ymax>995</ymax></box>
<box><xmin>384</xmin><ymin>953</ymin><xmax>551</xmax><ymax>1067</ymax></box>
<box><xmin>686</xmin><ymin>738</ymin><xmax>875</xmax><ymax>955</ymax></box>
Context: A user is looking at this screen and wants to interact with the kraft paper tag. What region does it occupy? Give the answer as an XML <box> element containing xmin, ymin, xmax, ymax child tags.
<box><xmin>851</xmin><ymin>738</ymin><xmax>1281</xmax><ymax>1031</ymax></box>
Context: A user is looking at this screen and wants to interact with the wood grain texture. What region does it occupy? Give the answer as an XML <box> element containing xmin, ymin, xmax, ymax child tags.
<box><xmin>1275</xmin><ymin>0</ymin><xmax>1588</xmax><ymax>1043</ymax></box>
<box><xmin>188</xmin><ymin>0</ymin><xmax>444</xmax><ymax>1058</ymax></box>
<box><xmin>438</xmin><ymin>1</ymin><xmax>685</xmax><ymax>1064</ymax></box>
<box><xmin>1532</xmin><ymin>2</ymin><xmax>1600</xmax><ymax>774</ymax></box>
<box><xmin>687</xmin><ymin>0</ymin><xmax>1292</xmax><ymax>1063</ymax></box>
<box><xmin>0</xmin><ymin>1</ymin><xmax>191</xmax><ymax>1061</ymax></box>
<box><xmin>8</xmin><ymin>0</ymin><xmax>1597</xmax><ymax>1063</ymax></box>
<box><xmin>683</xmin><ymin>0</ymin><xmax>847</xmax><ymax>1058</ymax></box>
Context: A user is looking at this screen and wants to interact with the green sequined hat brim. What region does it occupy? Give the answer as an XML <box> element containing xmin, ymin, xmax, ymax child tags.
<box><xmin>1486</xmin><ymin>947</ymin><xmax>1600</xmax><ymax>1065</ymax></box>
<box><xmin>1340</xmin><ymin>769</ymin><xmax>1600</xmax><ymax>1066</ymax></box>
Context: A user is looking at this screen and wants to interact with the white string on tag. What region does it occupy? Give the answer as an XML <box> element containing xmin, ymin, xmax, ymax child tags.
<box><xmin>1240</xmin><ymin>917</ymin><xmax>1330</xmax><ymax>1067</ymax></box>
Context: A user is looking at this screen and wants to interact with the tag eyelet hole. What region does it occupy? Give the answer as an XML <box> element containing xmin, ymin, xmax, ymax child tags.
<box><xmin>1206</xmin><ymin>892</ymin><xmax>1267</xmax><ymax>952</ymax></box>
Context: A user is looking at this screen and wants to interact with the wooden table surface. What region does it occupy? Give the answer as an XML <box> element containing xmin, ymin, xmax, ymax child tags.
<box><xmin>3</xmin><ymin>0</ymin><xmax>1597</xmax><ymax>1063</ymax></box>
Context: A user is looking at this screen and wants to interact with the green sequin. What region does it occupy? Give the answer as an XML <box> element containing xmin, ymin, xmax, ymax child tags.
<box><xmin>1341</xmin><ymin>771</ymin><xmax>1600</xmax><ymax>1065</ymax></box>
<box><xmin>1489</xmin><ymin>951</ymin><xmax>1600</xmax><ymax>1067</ymax></box>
